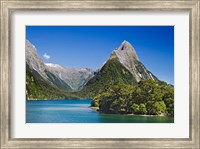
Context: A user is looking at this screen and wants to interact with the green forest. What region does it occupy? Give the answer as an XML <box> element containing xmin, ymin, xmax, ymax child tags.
<box><xmin>91</xmin><ymin>80</ymin><xmax>174</xmax><ymax>116</ymax></box>
<box><xmin>79</xmin><ymin>58</ymin><xmax>137</xmax><ymax>98</ymax></box>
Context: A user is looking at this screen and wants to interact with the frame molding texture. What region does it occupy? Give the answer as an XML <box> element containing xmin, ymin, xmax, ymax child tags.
<box><xmin>0</xmin><ymin>0</ymin><xmax>199</xmax><ymax>148</ymax></box>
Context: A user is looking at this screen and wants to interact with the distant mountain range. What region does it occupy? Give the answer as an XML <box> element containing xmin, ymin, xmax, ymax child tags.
<box><xmin>26</xmin><ymin>40</ymin><xmax>159</xmax><ymax>99</ymax></box>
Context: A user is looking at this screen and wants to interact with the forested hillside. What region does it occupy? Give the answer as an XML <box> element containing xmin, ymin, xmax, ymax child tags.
<box><xmin>91</xmin><ymin>80</ymin><xmax>174</xmax><ymax>116</ymax></box>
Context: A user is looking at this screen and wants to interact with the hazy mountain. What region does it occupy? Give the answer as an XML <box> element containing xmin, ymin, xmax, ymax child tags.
<box><xmin>45</xmin><ymin>63</ymin><xmax>95</xmax><ymax>90</ymax></box>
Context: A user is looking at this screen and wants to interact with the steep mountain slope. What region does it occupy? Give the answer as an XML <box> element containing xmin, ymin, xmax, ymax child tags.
<box><xmin>26</xmin><ymin>40</ymin><xmax>49</xmax><ymax>81</ymax></box>
<box><xmin>26</xmin><ymin>40</ymin><xmax>95</xmax><ymax>93</ymax></box>
<box><xmin>79</xmin><ymin>56</ymin><xmax>136</xmax><ymax>98</ymax></box>
<box><xmin>26</xmin><ymin>41</ymin><xmax>73</xmax><ymax>91</ymax></box>
<box><xmin>113</xmin><ymin>40</ymin><xmax>157</xmax><ymax>82</ymax></box>
<box><xmin>80</xmin><ymin>40</ymin><xmax>158</xmax><ymax>98</ymax></box>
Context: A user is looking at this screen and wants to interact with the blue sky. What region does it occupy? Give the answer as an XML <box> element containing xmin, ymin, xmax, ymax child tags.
<box><xmin>26</xmin><ymin>26</ymin><xmax>174</xmax><ymax>84</ymax></box>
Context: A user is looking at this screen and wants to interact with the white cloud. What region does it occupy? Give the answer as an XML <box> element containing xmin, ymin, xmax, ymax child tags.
<box><xmin>43</xmin><ymin>53</ymin><xmax>50</xmax><ymax>60</ymax></box>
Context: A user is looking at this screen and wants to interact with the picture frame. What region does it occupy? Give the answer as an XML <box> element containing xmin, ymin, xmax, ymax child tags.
<box><xmin>0</xmin><ymin>0</ymin><xmax>199</xmax><ymax>148</ymax></box>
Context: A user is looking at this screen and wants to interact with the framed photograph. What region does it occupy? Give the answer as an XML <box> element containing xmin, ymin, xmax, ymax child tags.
<box><xmin>1</xmin><ymin>0</ymin><xmax>199</xmax><ymax>148</ymax></box>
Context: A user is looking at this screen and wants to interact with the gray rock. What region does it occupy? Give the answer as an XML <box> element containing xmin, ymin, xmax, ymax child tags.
<box><xmin>109</xmin><ymin>40</ymin><xmax>158</xmax><ymax>82</ymax></box>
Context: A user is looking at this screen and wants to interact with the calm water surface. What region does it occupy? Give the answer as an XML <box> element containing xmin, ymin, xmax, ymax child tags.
<box><xmin>26</xmin><ymin>99</ymin><xmax>174</xmax><ymax>123</ymax></box>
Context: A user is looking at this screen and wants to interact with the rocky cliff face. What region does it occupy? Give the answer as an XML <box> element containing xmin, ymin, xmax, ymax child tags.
<box><xmin>111</xmin><ymin>40</ymin><xmax>157</xmax><ymax>82</ymax></box>
<box><xmin>26</xmin><ymin>40</ymin><xmax>49</xmax><ymax>81</ymax></box>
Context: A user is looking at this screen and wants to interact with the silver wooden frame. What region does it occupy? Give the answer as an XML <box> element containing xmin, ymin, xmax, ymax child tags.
<box><xmin>1</xmin><ymin>0</ymin><xmax>199</xmax><ymax>148</ymax></box>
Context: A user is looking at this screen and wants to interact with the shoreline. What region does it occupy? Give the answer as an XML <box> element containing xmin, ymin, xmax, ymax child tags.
<box><xmin>26</xmin><ymin>99</ymin><xmax>173</xmax><ymax>118</ymax></box>
<box><xmin>90</xmin><ymin>106</ymin><xmax>171</xmax><ymax>117</ymax></box>
<box><xmin>126</xmin><ymin>113</ymin><xmax>167</xmax><ymax>117</ymax></box>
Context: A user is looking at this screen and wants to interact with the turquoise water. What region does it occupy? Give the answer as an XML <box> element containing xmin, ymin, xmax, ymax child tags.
<box><xmin>26</xmin><ymin>99</ymin><xmax>174</xmax><ymax>123</ymax></box>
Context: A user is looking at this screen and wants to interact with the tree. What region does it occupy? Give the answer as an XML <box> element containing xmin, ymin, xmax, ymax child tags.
<box><xmin>130</xmin><ymin>103</ymin><xmax>140</xmax><ymax>114</ymax></box>
<box><xmin>139</xmin><ymin>103</ymin><xmax>147</xmax><ymax>114</ymax></box>
<box><xmin>147</xmin><ymin>101</ymin><xmax>166</xmax><ymax>115</ymax></box>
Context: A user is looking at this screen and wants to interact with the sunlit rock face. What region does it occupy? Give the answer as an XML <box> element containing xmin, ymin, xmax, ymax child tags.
<box><xmin>110</xmin><ymin>40</ymin><xmax>157</xmax><ymax>82</ymax></box>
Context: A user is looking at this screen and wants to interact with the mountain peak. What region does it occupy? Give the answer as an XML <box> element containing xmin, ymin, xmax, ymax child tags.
<box><xmin>121</xmin><ymin>40</ymin><xmax>131</xmax><ymax>46</ymax></box>
<box><xmin>115</xmin><ymin>40</ymin><xmax>139</xmax><ymax>61</ymax></box>
<box><xmin>107</xmin><ymin>40</ymin><xmax>157</xmax><ymax>82</ymax></box>
<box><xmin>110</xmin><ymin>40</ymin><xmax>139</xmax><ymax>67</ymax></box>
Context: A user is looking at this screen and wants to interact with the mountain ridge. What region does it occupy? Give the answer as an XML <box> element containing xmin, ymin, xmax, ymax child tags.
<box><xmin>26</xmin><ymin>39</ymin><xmax>160</xmax><ymax>99</ymax></box>
<box><xmin>26</xmin><ymin>40</ymin><xmax>96</xmax><ymax>91</ymax></box>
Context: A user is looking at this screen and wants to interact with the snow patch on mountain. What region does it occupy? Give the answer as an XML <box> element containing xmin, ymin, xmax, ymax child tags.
<box><xmin>45</xmin><ymin>63</ymin><xmax>63</xmax><ymax>68</ymax></box>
